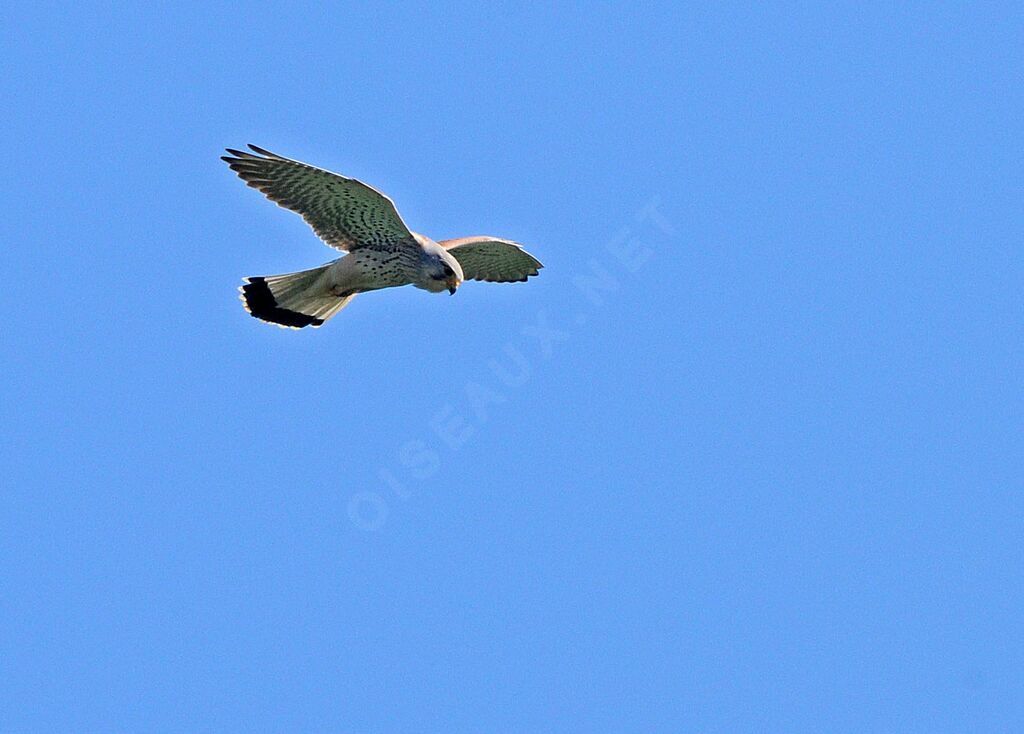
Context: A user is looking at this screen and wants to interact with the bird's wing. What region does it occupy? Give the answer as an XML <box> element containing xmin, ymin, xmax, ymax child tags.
<box><xmin>440</xmin><ymin>237</ymin><xmax>543</xmax><ymax>283</ymax></box>
<box><xmin>222</xmin><ymin>145</ymin><xmax>417</xmax><ymax>253</ymax></box>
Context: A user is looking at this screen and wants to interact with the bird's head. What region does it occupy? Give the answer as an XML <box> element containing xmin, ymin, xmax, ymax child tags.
<box><xmin>412</xmin><ymin>233</ymin><xmax>464</xmax><ymax>294</ymax></box>
<box><xmin>417</xmin><ymin>237</ymin><xmax>464</xmax><ymax>295</ymax></box>
<box><xmin>439</xmin><ymin>259</ymin><xmax>463</xmax><ymax>295</ymax></box>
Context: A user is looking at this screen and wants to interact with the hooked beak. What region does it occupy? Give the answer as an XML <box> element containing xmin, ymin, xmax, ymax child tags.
<box><xmin>447</xmin><ymin>276</ymin><xmax>460</xmax><ymax>295</ymax></box>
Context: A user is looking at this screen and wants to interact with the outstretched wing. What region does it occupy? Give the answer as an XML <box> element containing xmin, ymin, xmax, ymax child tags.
<box><xmin>441</xmin><ymin>237</ymin><xmax>543</xmax><ymax>283</ymax></box>
<box><xmin>222</xmin><ymin>144</ymin><xmax>417</xmax><ymax>252</ymax></box>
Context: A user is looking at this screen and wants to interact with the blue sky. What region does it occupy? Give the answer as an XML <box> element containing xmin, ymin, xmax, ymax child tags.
<box><xmin>2</xmin><ymin>3</ymin><xmax>1022</xmax><ymax>731</ymax></box>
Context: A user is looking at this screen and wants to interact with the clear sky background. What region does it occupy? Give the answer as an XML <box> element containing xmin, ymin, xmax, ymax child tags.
<box><xmin>2</xmin><ymin>3</ymin><xmax>1021</xmax><ymax>732</ymax></box>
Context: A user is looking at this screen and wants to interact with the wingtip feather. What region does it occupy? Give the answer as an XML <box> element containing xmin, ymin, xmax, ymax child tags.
<box><xmin>247</xmin><ymin>143</ymin><xmax>280</xmax><ymax>158</ymax></box>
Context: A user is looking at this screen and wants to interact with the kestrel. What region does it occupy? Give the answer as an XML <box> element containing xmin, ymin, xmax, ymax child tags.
<box><xmin>222</xmin><ymin>145</ymin><xmax>543</xmax><ymax>329</ymax></box>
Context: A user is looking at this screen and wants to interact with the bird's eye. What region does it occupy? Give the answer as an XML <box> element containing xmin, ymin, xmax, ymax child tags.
<box><xmin>442</xmin><ymin>264</ymin><xmax>454</xmax><ymax>277</ymax></box>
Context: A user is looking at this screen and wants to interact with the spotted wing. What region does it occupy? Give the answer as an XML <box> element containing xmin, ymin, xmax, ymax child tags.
<box><xmin>222</xmin><ymin>144</ymin><xmax>416</xmax><ymax>252</ymax></box>
<box><xmin>441</xmin><ymin>237</ymin><xmax>543</xmax><ymax>283</ymax></box>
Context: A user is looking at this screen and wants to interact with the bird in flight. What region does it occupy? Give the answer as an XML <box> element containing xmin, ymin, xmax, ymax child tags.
<box><xmin>222</xmin><ymin>145</ymin><xmax>543</xmax><ymax>329</ymax></box>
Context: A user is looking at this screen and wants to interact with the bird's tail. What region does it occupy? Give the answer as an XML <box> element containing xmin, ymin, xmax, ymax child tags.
<box><xmin>239</xmin><ymin>262</ymin><xmax>354</xmax><ymax>329</ymax></box>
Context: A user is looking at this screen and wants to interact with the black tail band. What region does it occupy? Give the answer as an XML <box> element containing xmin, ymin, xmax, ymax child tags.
<box><xmin>241</xmin><ymin>277</ymin><xmax>324</xmax><ymax>329</ymax></box>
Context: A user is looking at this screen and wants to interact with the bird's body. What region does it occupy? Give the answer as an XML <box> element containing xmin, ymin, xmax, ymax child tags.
<box><xmin>222</xmin><ymin>145</ymin><xmax>541</xmax><ymax>329</ymax></box>
<box><xmin>322</xmin><ymin>236</ymin><xmax>457</xmax><ymax>295</ymax></box>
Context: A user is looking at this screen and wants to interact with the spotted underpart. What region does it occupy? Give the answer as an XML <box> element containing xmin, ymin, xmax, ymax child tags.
<box><xmin>222</xmin><ymin>145</ymin><xmax>417</xmax><ymax>253</ymax></box>
<box><xmin>348</xmin><ymin>248</ymin><xmax>424</xmax><ymax>290</ymax></box>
